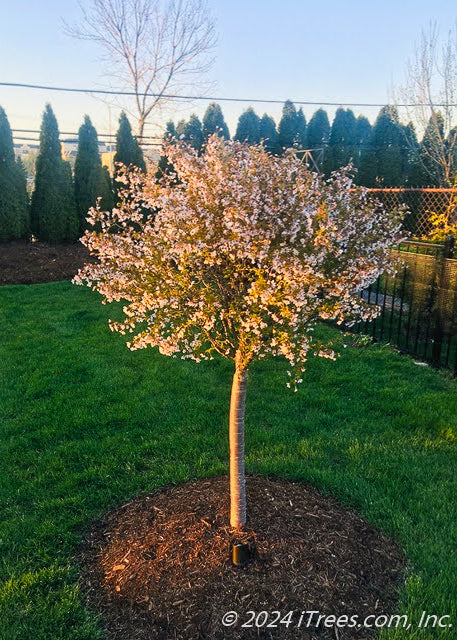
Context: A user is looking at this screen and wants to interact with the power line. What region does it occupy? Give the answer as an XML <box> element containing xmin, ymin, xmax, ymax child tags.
<box><xmin>1</xmin><ymin>80</ymin><xmax>455</xmax><ymax>108</ymax></box>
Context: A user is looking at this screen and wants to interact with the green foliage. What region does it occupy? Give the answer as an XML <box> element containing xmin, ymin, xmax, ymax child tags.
<box><xmin>358</xmin><ymin>106</ymin><xmax>409</xmax><ymax>187</ymax></box>
<box><xmin>277</xmin><ymin>100</ymin><xmax>300</xmax><ymax>151</ymax></box>
<box><xmin>0</xmin><ymin>106</ymin><xmax>29</xmax><ymax>242</ymax></box>
<box><xmin>156</xmin><ymin>121</ymin><xmax>177</xmax><ymax>180</ymax></box>
<box><xmin>372</xmin><ymin>106</ymin><xmax>406</xmax><ymax>187</ymax></box>
<box><xmin>30</xmin><ymin>105</ymin><xmax>78</xmax><ymax>243</ymax></box>
<box><xmin>202</xmin><ymin>103</ymin><xmax>230</xmax><ymax>140</ymax></box>
<box><xmin>402</xmin><ymin>122</ymin><xmax>422</xmax><ymax>187</ymax></box>
<box><xmin>305</xmin><ymin>109</ymin><xmax>330</xmax><ymax>172</ymax></box>
<box><xmin>324</xmin><ymin>108</ymin><xmax>357</xmax><ymax>175</ymax></box>
<box><xmin>100</xmin><ymin>166</ymin><xmax>114</xmax><ymax>211</ymax></box>
<box><xmin>14</xmin><ymin>158</ymin><xmax>30</xmax><ymax>237</ymax></box>
<box><xmin>234</xmin><ymin>107</ymin><xmax>261</xmax><ymax>145</ymax></box>
<box><xmin>174</xmin><ymin>114</ymin><xmax>205</xmax><ymax>153</ymax></box>
<box><xmin>114</xmin><ymin>112</ymin><xmax>146</xmax><ymax>173</ymax></box>
<box><xmin>447</xmin><ymin>126</ymin><xmax>457</xmax><ymax>180</ymax></box>
<box><xmin>183</xmin><ymin>114</ymin><xmax>204</xmax><ymax>152</ymax></box>
<box><xmin>306</xmin><ymin>109</ymin><xmax>330</xmax><ymax>148</ymax></box>
<box><xmin>259</xmin><ymin>114</ymin><xmax>278</xmax><ymax>154</ymax></box>
<box><xmin>353</xmin><ymin>115</ymin><xmax>372</xmax><ymax>172</ymax></box>
<box><xmin>175</xmin><ymin>119</ymin><xmax>187</xmax><ymax>139</ymax></box>
<box><xmin>418</xmin><ymin>113</ymin><xmax>446</xmax><ymax>186</ymax></box>
<box><xmin>357</xmin><ymin>147</ymin><xmax>378</xmax><ymax>186</ymax></box>
<box><xmin>1</xmin><ymin>281</ymin><xmax>457</xmax><ymax>638</ymax></box>
<box><xmin>295</xmin><ymin>107</ymin><xmax>307</xmax><ymax>148</ymax></box>
<box><xmin>74</xmin><ymin>116</ymin><xmax>113</xmax><ymax>232</ymax></box>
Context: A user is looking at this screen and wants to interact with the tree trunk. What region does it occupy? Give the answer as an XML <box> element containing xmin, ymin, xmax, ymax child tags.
<box><xmin>229</xmin><ymin>357</ymin><xmax>248</xmax><ymax>529</ymax></box>
<box><xmin>137</xmin><ymin>114</ymin><xmax>146</xmax><ymax>140</ymax></box>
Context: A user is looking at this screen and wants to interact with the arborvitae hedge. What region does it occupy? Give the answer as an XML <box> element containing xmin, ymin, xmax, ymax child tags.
<box><xmin>259</xmin><ymin>114</ymin><xmax>278</xmax><ymax>154</ymax></box>
<box><xmin>234</xmin><ymin>107</ymin><xmax>261</xmax><ymax>145</ymax></box>
<box><xmin>31</xmin><ymin>104</ymin><xmax>77</xmax><ymax>242</ymax></box>
<box><xmin>202</xmin><ymin>103</ymin><xmax>230</xmax><ymax>140</ymax></box>
<box><xmin>75</xmin><ymin>115</ymin><xmax>113</xmax><ymax>230</ymax></box>
<box><xmin>277</xmin><ymin>100</ymin><xmax>299</xmax><ymax>151</ymax></box>
<box><xmin>183</xmin><ymin>115</ymin><xmax>204</xmax><ymax>153</ymax></box>
<box><xmin>0</xmin><ymin>106</ymin><xmax>29</xmax><ymax>242</ymax></box>
<box><xmin>114</xmin><ymin>112</ymin><xmax>146</xmax><ymax>172</ymax></box>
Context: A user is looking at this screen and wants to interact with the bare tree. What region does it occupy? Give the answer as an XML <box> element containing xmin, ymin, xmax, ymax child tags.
<box><xmin>397</xmin><ymin>23</ymin><xmax>457</xmax><ymax>186</ymax></box>
<box><xmin>67</xmin><ymin>0</ymin><xmax>216</xmax><ymax>137</ymax></box>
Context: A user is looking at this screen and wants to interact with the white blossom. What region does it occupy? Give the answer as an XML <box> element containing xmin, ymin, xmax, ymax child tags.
<box><xmin>73</xmin><ymin>136</ymin><xmax>405</xmax><ymax>384</ymax></box>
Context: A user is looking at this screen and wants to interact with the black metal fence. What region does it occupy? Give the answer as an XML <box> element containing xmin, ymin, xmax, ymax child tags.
<box><xmin>352</xmin><ymin>236</ymin><xmax>457</xmax><ymax>372</ymax></box>
<box><xmin>367</xmin><ymin>188</ymin><xmax>457</xmax><ymax>239</ymax></box>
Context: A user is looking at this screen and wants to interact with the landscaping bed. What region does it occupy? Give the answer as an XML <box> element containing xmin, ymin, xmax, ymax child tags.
<box><xmin>0</xmin><ymin>240</ymin><xmax>92</xmax><ymax>285</ymax></box>
<box><xmin>81</xmin><ymin>475</ymin><xmax>404</xmax><ymax>640</ymax></box>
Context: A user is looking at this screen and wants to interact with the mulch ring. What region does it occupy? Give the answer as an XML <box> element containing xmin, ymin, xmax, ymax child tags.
<box><xmin>79</xmin><ymin>476</ymin><xmax>405</xmax><ymax>640</ymax></box>
<box><xmin>0</xmin><ymin>240</ymin><xmax>94</xmax><ymax>285</ymax></box>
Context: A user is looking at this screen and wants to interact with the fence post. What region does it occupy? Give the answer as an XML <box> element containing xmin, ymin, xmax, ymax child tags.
<box><xmin>432</xmin><ymin>235</ymin><xmax>455</xmax><ymax>366</ymax></box>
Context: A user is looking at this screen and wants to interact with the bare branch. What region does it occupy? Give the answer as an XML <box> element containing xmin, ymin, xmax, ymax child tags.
<box><xmin>397</xmin><ymin>22</ymin><xmax>457</xmax><ymax>186</ymax></box>
<box><xmin>66</xmin><ymin>0</ymin><xmax>217</xmax><ymax>137</ymax></box>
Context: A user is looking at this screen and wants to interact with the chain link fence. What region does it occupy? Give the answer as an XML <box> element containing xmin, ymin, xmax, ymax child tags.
<box><xmin>367</xmin><ymin>188</ymin><xmax>457</xmax><ymax>239</ymax></box>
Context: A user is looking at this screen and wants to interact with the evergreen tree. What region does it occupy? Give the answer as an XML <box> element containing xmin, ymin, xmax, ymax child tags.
<box><xmin>295</xmin><ymin>108</ymin><xmax>307</xmax><ymax>148</ymax></box>
<box><xmin>306</xmin><ymin>108</ymin><xmax>330</xmax><ymax>171</ymax></box>
<box><xmin>354</xmin><ymin>115</ymin><xmax>372</xmax><ymax>171</ymax></box>
<box><xmin>15</xmin><ymin>158</ymin><xmax>30</xmax><ymax>236</ymax></box>
<box><xmin>156</xmin><ymin>121</ymin><xmax>177</xmax><ymax>180</ymax></box>
<box><xmin>418</xmin><ymin>113</ymin><xmax>446</xmax><ymax>186</ymax></box>
<box><xmin>277</xmin><ymin>100</ymin><xmax>299</xmax><ymax>151</ymax></box>
<box><xmin>447</xmin><ymin>126</ymin><xmax>457</xmax><ymax>181</ymax></box>
<box><xmin>74</xmin><ymin>115</ymin><xmax>111</xmax><ymax>231</ymax></box>
<box><xmin>259</xmin><ymin>114</ymin><xmax>278</xmax><ymax>154</ymax></box>
<box><xmin>370</xmin><ymin>106</ymin><xmax>404</xmax><ymax>187</ymax></box>
<box><xmin>234</xmin><ymin>107</ymin><xmax>261</xmax><ymax>145</ymax></box>
<box><xmin>0</xmin><ymin>106</ymin><xmax>29</xmax><ymax>241</ymax></box>
<box><xmin>100</xmin><ymin>165</ymin><xmax>114</xmax><ymax>210</ymax></box>
<box><xmin>324</xmin><ymin>108</ymin><xmax>357</xmax><ymax>174</ymax></box>
<box><xmin>307</xmin><ymin>109</ymin><xmax>330</xmax><ymax>149</ymax></box>
<box><xmin>183</xmin><ymin>114</ymin><xmax>204</xmax><ymax>152</ymax></box>
<box><xmin>114</xmin><ymin>111</ymin><xmax>146</xmax><ymax>172</ymax></box>
<box><xmin>30</xmin><ymin>104</ymin><xmax>78</xmax><ymax>242</ymax></box>
<box><xmin>176</xmin><ymin>119</ymin><xmax>187</xmax><ymax>139</ymax></box>
<box><xmin>402</xmin><ymin>122</ymin><xmax>421</xmax><ymax>186</ymax></box>
<box><xmin>202</xmin><ymin>103</ymin><xmax>230</xmax><ymax>140</ymax></box>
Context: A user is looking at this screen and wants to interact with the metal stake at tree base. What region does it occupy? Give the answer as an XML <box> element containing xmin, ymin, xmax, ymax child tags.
<box><xmin>232</xmin><ymin>542</ymin><xmax>251</xmax><ymax>567</ymax></box>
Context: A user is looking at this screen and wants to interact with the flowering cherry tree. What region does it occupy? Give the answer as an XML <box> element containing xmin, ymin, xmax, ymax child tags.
<box><xmin>74</xmin><ymin>136</ymin><xmax>404</xmax><ymax>530</ymax></box>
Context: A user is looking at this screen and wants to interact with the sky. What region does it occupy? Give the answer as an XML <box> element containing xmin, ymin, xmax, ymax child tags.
<box><xmin>1</xmin><ymin>0</ymin><xmax>456</xmax><ymax>144</ymax></box>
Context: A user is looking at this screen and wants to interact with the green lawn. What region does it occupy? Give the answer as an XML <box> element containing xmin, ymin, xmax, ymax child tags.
<box><xmin>0</xmin><ymin>281</ymin><xmax>456</xmax><ymax>639</ymax></box>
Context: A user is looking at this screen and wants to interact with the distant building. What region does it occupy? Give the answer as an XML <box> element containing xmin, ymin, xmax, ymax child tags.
<box><xmin>14</xmin><ymin>142</ymin><xmax>39</xmax><ymax>159</ymax></box>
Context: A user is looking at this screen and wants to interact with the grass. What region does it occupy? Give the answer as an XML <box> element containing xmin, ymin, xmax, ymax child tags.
<box><xmin>0</xmin><ymin>280</ymin><xmax>457</xmax><ymax>639</ymax></box>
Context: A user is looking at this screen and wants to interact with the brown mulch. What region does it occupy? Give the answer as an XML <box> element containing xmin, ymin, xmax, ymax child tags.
<box><xmin>0</xmin><ymin>240</ymin><xmax>93</xmax><ymax>285</ymax></box>
<box><xmin>79</xmin><ymin>476</ymin><xmax>405</xmax><ymax>640</ymax></box>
